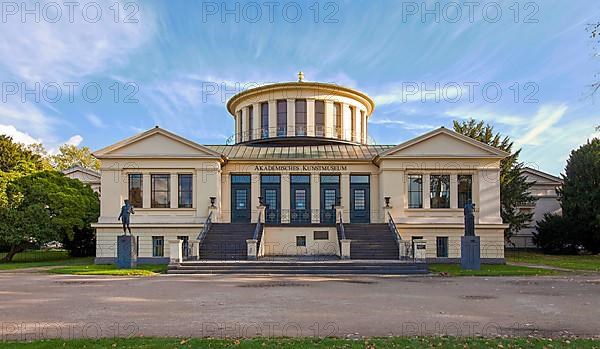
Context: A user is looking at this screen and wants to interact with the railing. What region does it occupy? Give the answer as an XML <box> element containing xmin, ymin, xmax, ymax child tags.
<box><xmin>336</xmin><ymin>211</ymin><xmax>346</xmax><ymax>256</ymax></box>
<box><xmin>197</xmin><ymin>211</ymin><xmax>213</xmax><ymax>244</ymax></box>
<box><xmin>226</xmin><ymin>126</ymin><xmax>377</xmax><ymax>145</ymax></box>
<box><xmin>253</xmin><ymin>211</ymin><xmax>264</xmax><ymax>242</ymax></box>
<box><xmin>387</xmin><ymin>212</ymin><xmax>402</xmax><ymax>244</ymax></box>
<box><xmin>388</xmin><ymin>212</ymin><xmax>414</xmax><ymax>261</ymax></box>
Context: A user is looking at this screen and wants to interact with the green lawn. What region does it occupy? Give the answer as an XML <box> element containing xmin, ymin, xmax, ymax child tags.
<box><xmin>48</xmin><ymin>263</ymin><xmax>168</xmax><ymax>276</ymax></box>
<box><xmin>506</xmin><ymin>251</ymin><xmax>600</xmax><ymax>272</ymax></box>
<box><xmin>0</xmin><ymin>337</ymin><xmax>596</xmax><ymax>348</ymax></box>
<box><xmin>429</xmin><ymin>263</ymin><xmax>559</xmax><ymax>276</ymax></box>
<box><xmin>0</xmin><ymin>250</ymin><xmax>93</xmax><ymax>270</ymax></box>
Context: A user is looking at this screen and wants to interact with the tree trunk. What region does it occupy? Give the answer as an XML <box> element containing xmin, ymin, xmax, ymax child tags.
<box><xmin>0</xmin><ymin>243</ymin><xmax>27</xmax><ymax>263</ymax></box>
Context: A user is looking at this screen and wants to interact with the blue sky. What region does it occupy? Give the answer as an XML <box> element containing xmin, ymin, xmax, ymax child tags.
<box><xmin>0</xmin><ymin>0</ymin><xmax>598</xmax><ymax>175</ymax></box>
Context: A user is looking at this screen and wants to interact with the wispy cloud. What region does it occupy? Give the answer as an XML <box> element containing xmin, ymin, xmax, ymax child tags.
<box><xmin>517</xmin><ymin>104</ymin><xmax>568</xmax><ymax>146</ymax></box>
<box><xmin>369</xmin><ymin>118</ymin><xmax>436</xmax><ymax>131</ymax></box>
<box><xmin>85</xmin><ymin>113</ymin><xmax>106</xmax><ymax>128</ymax></box>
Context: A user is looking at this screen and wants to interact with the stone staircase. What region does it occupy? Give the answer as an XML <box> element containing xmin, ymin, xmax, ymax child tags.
<box><xmin>168</xmin><ymin>260</ymin><xmax>428</xmax><ymax>275</ymax></box>
<box><xmin>344</xmin><ymin>224</ymin><xmax>399</xmax><ymax>260</ymax></box>
<box><xmin>199</xmin><ymin>223</ymin><xmax>255</xmax><ymax>260</ymax></box>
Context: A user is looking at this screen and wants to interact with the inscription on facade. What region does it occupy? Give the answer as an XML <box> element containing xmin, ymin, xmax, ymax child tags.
<box><xmin>254</xmin><ymin>165</ymin><xmax>348</xmax><ymax>172</ymax></box>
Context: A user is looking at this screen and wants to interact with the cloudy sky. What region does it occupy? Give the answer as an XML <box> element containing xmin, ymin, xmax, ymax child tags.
<box><xmin>0</xmin><ymin>0</ymin><xmax>598</xmax><ymax>175</ymax></box>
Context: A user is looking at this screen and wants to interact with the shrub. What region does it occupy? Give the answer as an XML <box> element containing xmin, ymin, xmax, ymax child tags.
<box><xmin>533</xmin><ymin>213</ymin><xmax>579</xmax><ymax>254</ymax></box>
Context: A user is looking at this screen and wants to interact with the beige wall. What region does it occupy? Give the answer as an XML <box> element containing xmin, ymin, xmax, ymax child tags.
<box><xmin>96</xmin><ymin>228</ymin><xmax>196</xmax><ymax>259</ymax></box>
<box><xmin>261</xmin><ymin>227</ymin><xmax>339</xmax><ymax>256</ymax></box>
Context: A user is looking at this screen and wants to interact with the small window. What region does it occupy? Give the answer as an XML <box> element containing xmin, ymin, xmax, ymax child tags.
<box><xmin>353</xmin><ymin>189</ymin><xmax>366</xmax><ymax>211</ymax></box>
<box><xmin>320</xmin><ymin>175</ymin><xmax>340</xmax><ymax>184</ymax></box>
<box><xmin>235</xmin><ymin>189</ymin><xmax>247</xmax><ymax>210</ymax></box>
<box><xmin>411</xmin><ymin>236</ymin><xmax>423</xmax><ymax>241</ymax></box>
<box><xmin>291</xmin><ymin>174</ymin><xmax>310</xmax><ymax>184</ymax></box>
<box><xmin>315</xmin><ymin>100</ymin><xmax>325</xmax><ymax>136</ymax></box>
<box><xmin>151</xmin><ymin>174</ymin><xmax>170</xmax><ymax>208</ymax></box>
<box><xmin>178</xmin><ymin>174</ymin><xmax>193</xmax><ymax>208</ymax></box>
<box><xmin>334</xmin><ymin>102</ymin><xmax>342</xmax><ymax>138</ymax></box>
<box><xmin>231</xmin><ymin>174</ymin><xmax>251</xmax><ymax>184</ymax></box>
<box><xmin>277</xmin><ymin>99</ymin><xmax>287</xmax><ymax>136</ymax></box>
<box><xmin>152</xmin><ymin>236</ymin><xmax>164</xmax><ymax>257</ymax></box>
<box><xmin>261</xmin><ymin>175</ymin><xmax>281</xmax><ymax>184</ymax></box>
<box><xmin>314</xmin><ymin>231</ymin><xmax>328</xmax><ymax>240</ymax></box>
<box><xmin>430</xmin><ymin>175</ymin><xmax>450</xmax><ymax>209</ymax></box>
<box><xmin>458</xmin><ymin>175</ymin><xmax>473</xmax><ymax>209</ymax></box>
<box><xmin>296</xmin><ymin>236</ymin><xmax>306</xmax><ymax>247</ymax></box>
<box><xmin>295</xmin><ymin>99</ymin><xmax>307</xmax><ymax>135</ymax></box>
<box><xmin>128</xmin><ymin>174</ymin><xmax>143</xmax><ymax>208</ymax></box>
<box><xmin>350</xmin><ymin>175</ymin><xmax>369</xmax><ymax>184</ymax></box>
<box><xmin>294</xmin><ymin>189</ymin><xmax>306</xmax><ymax>209</ymax></box>
<box><xmin>436</xmin><ymin>237</ymin><xmax>448</xmax><ymax>258</ymax></box>
<box><xmin>407</xmin><ymin>175</ymin><xmax>423</xmax><ymax>208</ymax></box>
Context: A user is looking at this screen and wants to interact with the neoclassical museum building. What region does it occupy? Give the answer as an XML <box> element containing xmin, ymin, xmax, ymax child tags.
<box><xmin>92</xmin><ymin>75</ymin><xmax>507</xmax><ymax>269</ymax></box>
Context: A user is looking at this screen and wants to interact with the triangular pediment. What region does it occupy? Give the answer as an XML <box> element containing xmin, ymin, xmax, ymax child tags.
<box><xmin>521</xmin><ymin>167</ymin><xmax>562</xmax><ymax>184</ymax></box>
<box><xmin>93</xmin><ymin>127</ymin><xmax>224</xmax><ymax>159</ymax></box>
<box><xmin>378</xmin><ymin>127</ymin><xmax>509</xmax><ymax>159</ymax></box>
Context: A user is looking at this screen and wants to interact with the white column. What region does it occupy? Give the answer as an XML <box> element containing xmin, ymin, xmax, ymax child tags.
<box><xmin>252</xmin><ymin>102</ymin><xmax>260</xmax><ymax>140</ymax></box>
<box><xmin>170</xmin><ymin>173</ymin><xmax>178</xmax><ymax>208</ymax></box>
<box><xmin>450</xmin><ymin>174</ymin><xmax>458</xmax><ymax>209</ymax></box>
<box><xmin>251</xmin><ymin>173</ymin><xmax>260</xmax><ymax>223</ymax></box>
<box><xmin>281</xmin><ymin>173</ymin><xmax>291</xmax><ymax>223</ymax></box>
<box><xmin>142</xmin><ymin>173</ymin><xmax>151</xmax><ymax>208</ymax></box>
<box><xmin>306</xmin><ymin>98</ymin><xmax>315</xmax><ymax>137</ymax></box>
<box><xmin>235</xmin><ymin>111</ymin><xmax>241</xmax><ymax>143</ymax></box>
<box><xmin>287</xmin><ymin>99</ymin><xmax>295</xmax><ymax>136</ymax></box>
<box><xmin>311</xmin><ymin>174</ymin><xmax>320</xmax><ymax>223</ymax></box>
<box><xmin>324</xmin><ymin>100</ymin><xmax>334</xmax><ymax>138</ymax></box>
<box><xmin>341</xmin><ymin>174</ymin><xmax>350</xmax><ymax>222</ymax></box>
<box><xmin>342</xmin><ymin>103</ymin><xmax>351</xmax><ymax>141</ymax></box>
<box><xmin>241</xmin><ymin>107</ymin><xmax>249</xmax><ymax>142</ymax></box>
<box><xmin>423</xmin><ymin>174</ymin><xmax>431</xmax><ymax>209</ymax></box>
<box><xmin>268</xmin><ymin>100</ymin><xmax>277</xmax><ymax>138</ymax></box>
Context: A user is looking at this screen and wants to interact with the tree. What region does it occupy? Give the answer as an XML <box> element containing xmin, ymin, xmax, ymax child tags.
<box><xmin>558</xmin><ymin>138</ymin><xmax>600</xmax><ymax>253</ymax></box>
<box><xmin>453</xmin><ymin>119</ymin><xmax>536</xmax><ymax>242</ymax></box>
<box><xmin>587</xmin><ymin>22</ymin><xmax>600</xmax><ymax>95</ymax></box>
<box><xmin>533</xmin><ymin>213</ymin><xmax>578</xmax><ymax>254</ymax></box>
<box><xmin>0</xmin><ymin>171</ymin><xmax>99</xmax><ymax>262</ymax></box>
<box><xmin>50</xmin><ymin>144</ymin><xmax>100</xmax><ymax>171</ymax></box>
<box><xmin>0</xmin><ymin>135</ymin><xmax>47</xmax><ymax>173</ymax></box>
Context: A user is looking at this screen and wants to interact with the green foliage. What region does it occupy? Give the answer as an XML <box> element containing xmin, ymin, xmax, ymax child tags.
<box><xmin>532</xmin><ymin>213</ymin><xmax>578</xmax><ymax>254</ymax></box>
<box><xmin>0</xmin><ymin>171</ymin><xmax>99</xmax><ymax>262</ymax></box>
<box><xmin>558</xmin><ymin>138</ymin><xmax>600</xmax><ymax>253</ymax></box>
<box><xmin>62</xmin><ymin>226</ymin><xmax>96</xmax><ymax>257</ymax></box>
<box><xmin>453</xmin><ymin>119</ymin><xmax>536</xmax><ymax>242</ymax></box>
<box><xmin>0</xmin><ymin>135</ymin><xmax>48</xmax><ymax>173</ymax></box>
<box><xmin>50</xmin><ymin>144</ymin><xmax>100</xmax><ymax>171</ymax></box>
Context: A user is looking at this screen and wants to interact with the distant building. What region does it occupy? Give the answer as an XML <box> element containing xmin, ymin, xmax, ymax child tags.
<box><xmin>62</xmin><ymin>165</ymin><xmax>101</xmax><ymax>195</ymax></box>
<box><xmin>509</xmin><ymin>167</ymin><xmax>562</xmax><ymax>249</ymax></box>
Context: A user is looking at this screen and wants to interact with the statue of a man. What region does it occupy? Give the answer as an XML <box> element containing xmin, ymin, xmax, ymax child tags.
<box><xmin>464</xmin><ymin>200</ymin><xmax>476</xmax><ymax>236</ymax></box>
<box><xmin>118</xmin><ymin>199</ymin><xmax>135</xmax><ymax>235</ymax></box>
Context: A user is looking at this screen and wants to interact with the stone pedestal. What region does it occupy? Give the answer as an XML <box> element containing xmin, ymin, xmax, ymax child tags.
<box><xmin>169</xmin><ymin>239</ymin><xmax>183</xmax><ymax>266</ymax></box>
<box><xmin>340</xmin><ymin>239</ymin><xmax>351</xmax><ymax>259</ymax></box>
<box><xmin>246</xmin><ymin>239</ymin><xmax>258</xmax><ymax>260</ymax></box>
<box><xmin>461</xmin><ymin>236</ymin><xmax>481</xmax><ymax>270</ymax></box>
<box><xmin>117</xmin><ymin>235</ymin><xmax>137</xmax><ymax>269</ymax></box>
<box><xmin>413</xmin><ymin>239</ymin><xmax>427</xmax><ymax>261</ymax></box>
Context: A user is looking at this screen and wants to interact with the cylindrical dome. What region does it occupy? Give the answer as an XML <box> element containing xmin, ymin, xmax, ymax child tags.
<box><xmin>226</xmin><ymin>76</ymin><xmax>375</xmax><ymax>145</ymax></box>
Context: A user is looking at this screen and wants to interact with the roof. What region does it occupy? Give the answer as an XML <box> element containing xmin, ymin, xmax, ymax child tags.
<box><xmin>62</xmin><ymin>165</ymin><xmax>100</xmax><ymax>178</ymax></box>
<box><xmin>205</xmin><ymin>144</ymin><xmax>394</xmax><ymax>160</ymax></box>
<box><xmin>521</xmin><ymin>167</ymin><xmax>562</xmax><ymax>184</ymax></box>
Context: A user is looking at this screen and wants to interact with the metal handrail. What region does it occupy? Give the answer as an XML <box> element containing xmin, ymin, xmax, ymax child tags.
<box><xmin>337</xmin><ymin>211</ymin><xmax>346</xmax><ymax>241</ymax></box>
<box><xmin>388</xmin><ymin>212</ymin><xmax>402</xmax><ymax>245</ymax></box>
<box><xmin>253</xmin><ymin>211</ymin><xmax>263</xmax><ymax>241</ymax></box>
<box><xmin>197</xmin><ymin>211</ymin><xmax>213</xmax><ymax>244</ymax></box>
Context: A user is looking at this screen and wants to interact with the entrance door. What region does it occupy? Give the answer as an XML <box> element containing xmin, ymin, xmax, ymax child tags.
<box><xmin>290</xmin><ymin>175</ymin><xmax>311</xmax><ymax>224</ymax></box>
<box><xmin>261</xmin><ymin>175</ymin><xmax>281</xmax><ymax>224</ymax></box>
<box><xmin>350</xmin><ymin>175</ymin><xmax>370</xmax><ymax>223</ymax></box>
<box><xmin>320</xmin><ymin>175</ymin><xmax>340</xmax><ymax>225</ymax></box>
<box><xmin>231</xmin><ymin>174</ymin><xmax>251</xmax><ymax>223</ymax></box>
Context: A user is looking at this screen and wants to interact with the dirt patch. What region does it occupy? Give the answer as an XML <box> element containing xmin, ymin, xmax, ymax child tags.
<box><xmin>54</xmin><ymin>280</ymin><xmax>100</xmax><ymax>285</ymax></box>
<box><xmin>336</xmin><ymin>279</ymin><xmax>377</xmax><ymax>285</ymax></box>
<box><xmin>460</xmin><ymin>295</ymin><xmax>497</xmax><ymax>300</ymax></box>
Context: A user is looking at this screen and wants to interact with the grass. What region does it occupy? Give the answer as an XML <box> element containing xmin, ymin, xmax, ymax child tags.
<box><xmin>429</xmin><ymin>263</ymin><xmax>559</xmax><ymax>276</ymax></box>
<box><xmin>506</xmin><ymin>251</ymin><xmax>600</xmax><ymax>272</ymax></box>
<box><xmin>48</xmin><ymin>263</ymin><xmax>168</xmax><ymax>276</ymax></box>
<box><xmin>0</xmin><ymin>337</ymin><xmax>597</xmax><ymax>348</ymax></box>
<box><xmin>0</xmin><ymin>250</ymin><xmax>93</xmax><ymax>271</ymax></box>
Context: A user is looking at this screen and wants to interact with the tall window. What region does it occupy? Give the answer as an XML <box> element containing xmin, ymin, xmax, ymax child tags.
<box><xmin>178</xmin><ymin>174</ymin><xmax>193</xmax><ymax>208</ymax></box>
<box><xmin>430</xmin><ymin>175</ymin><xmax>450</xmax><ymax>208</ymax></box>
<box><xmin>350</xmin><ymin>107</ymin><xmax>356</xmax><ymax>141</ymax></box>
<box><xmin>436</xmin><ymin>237</ymin><xmax>448</xmax><ymax>258</ymax></box>
<box><xmin>334</xmin><ymin>102</ymin><xmax>342</xmax><ymax>138</ymax></box>
<box><xmin>261</xmin><ymin>102</ymin><xmax>269</xmax><ymax>138</ymax></box>
<box><xmin>407</xmin><ymin>174</ymin><xmax>423</xmax><ymax>208</ymax></box>
<box><xmin>458</xmin><ymin>175</ymin><xmax>473</xmax><ymax>208</ymax></box>
<box><xmin>295</xmin><ymin>99</ymin><xmax>307</xmax><ymax>135</ymax></box>
<box><xmin>151</xmin><ymin>174</ymin><xmax>170</xmax><ymax>208</ymax></box>
<box><xmin>277</xmin><ymin>99</ymin><xmax>287</xmax><ymax>136</ymax></box>
<box><xmin>247</xmin><ymin>105</ymin><xmax>253</xmax><ymax>140</ymax></box>
<box><xmin>152</xmin><ymin>236</ymin><xmax>164</xmax><ymax>257</ymax></box>
<box><xmin>315</xmin><ymin>100</ymin><xmax>325</xmax><ymax>136</ymax></box>
<box><xmin>128</xmin><ymin>174</ymin><xmax>143</xmax><ymax>208</ymax></box>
